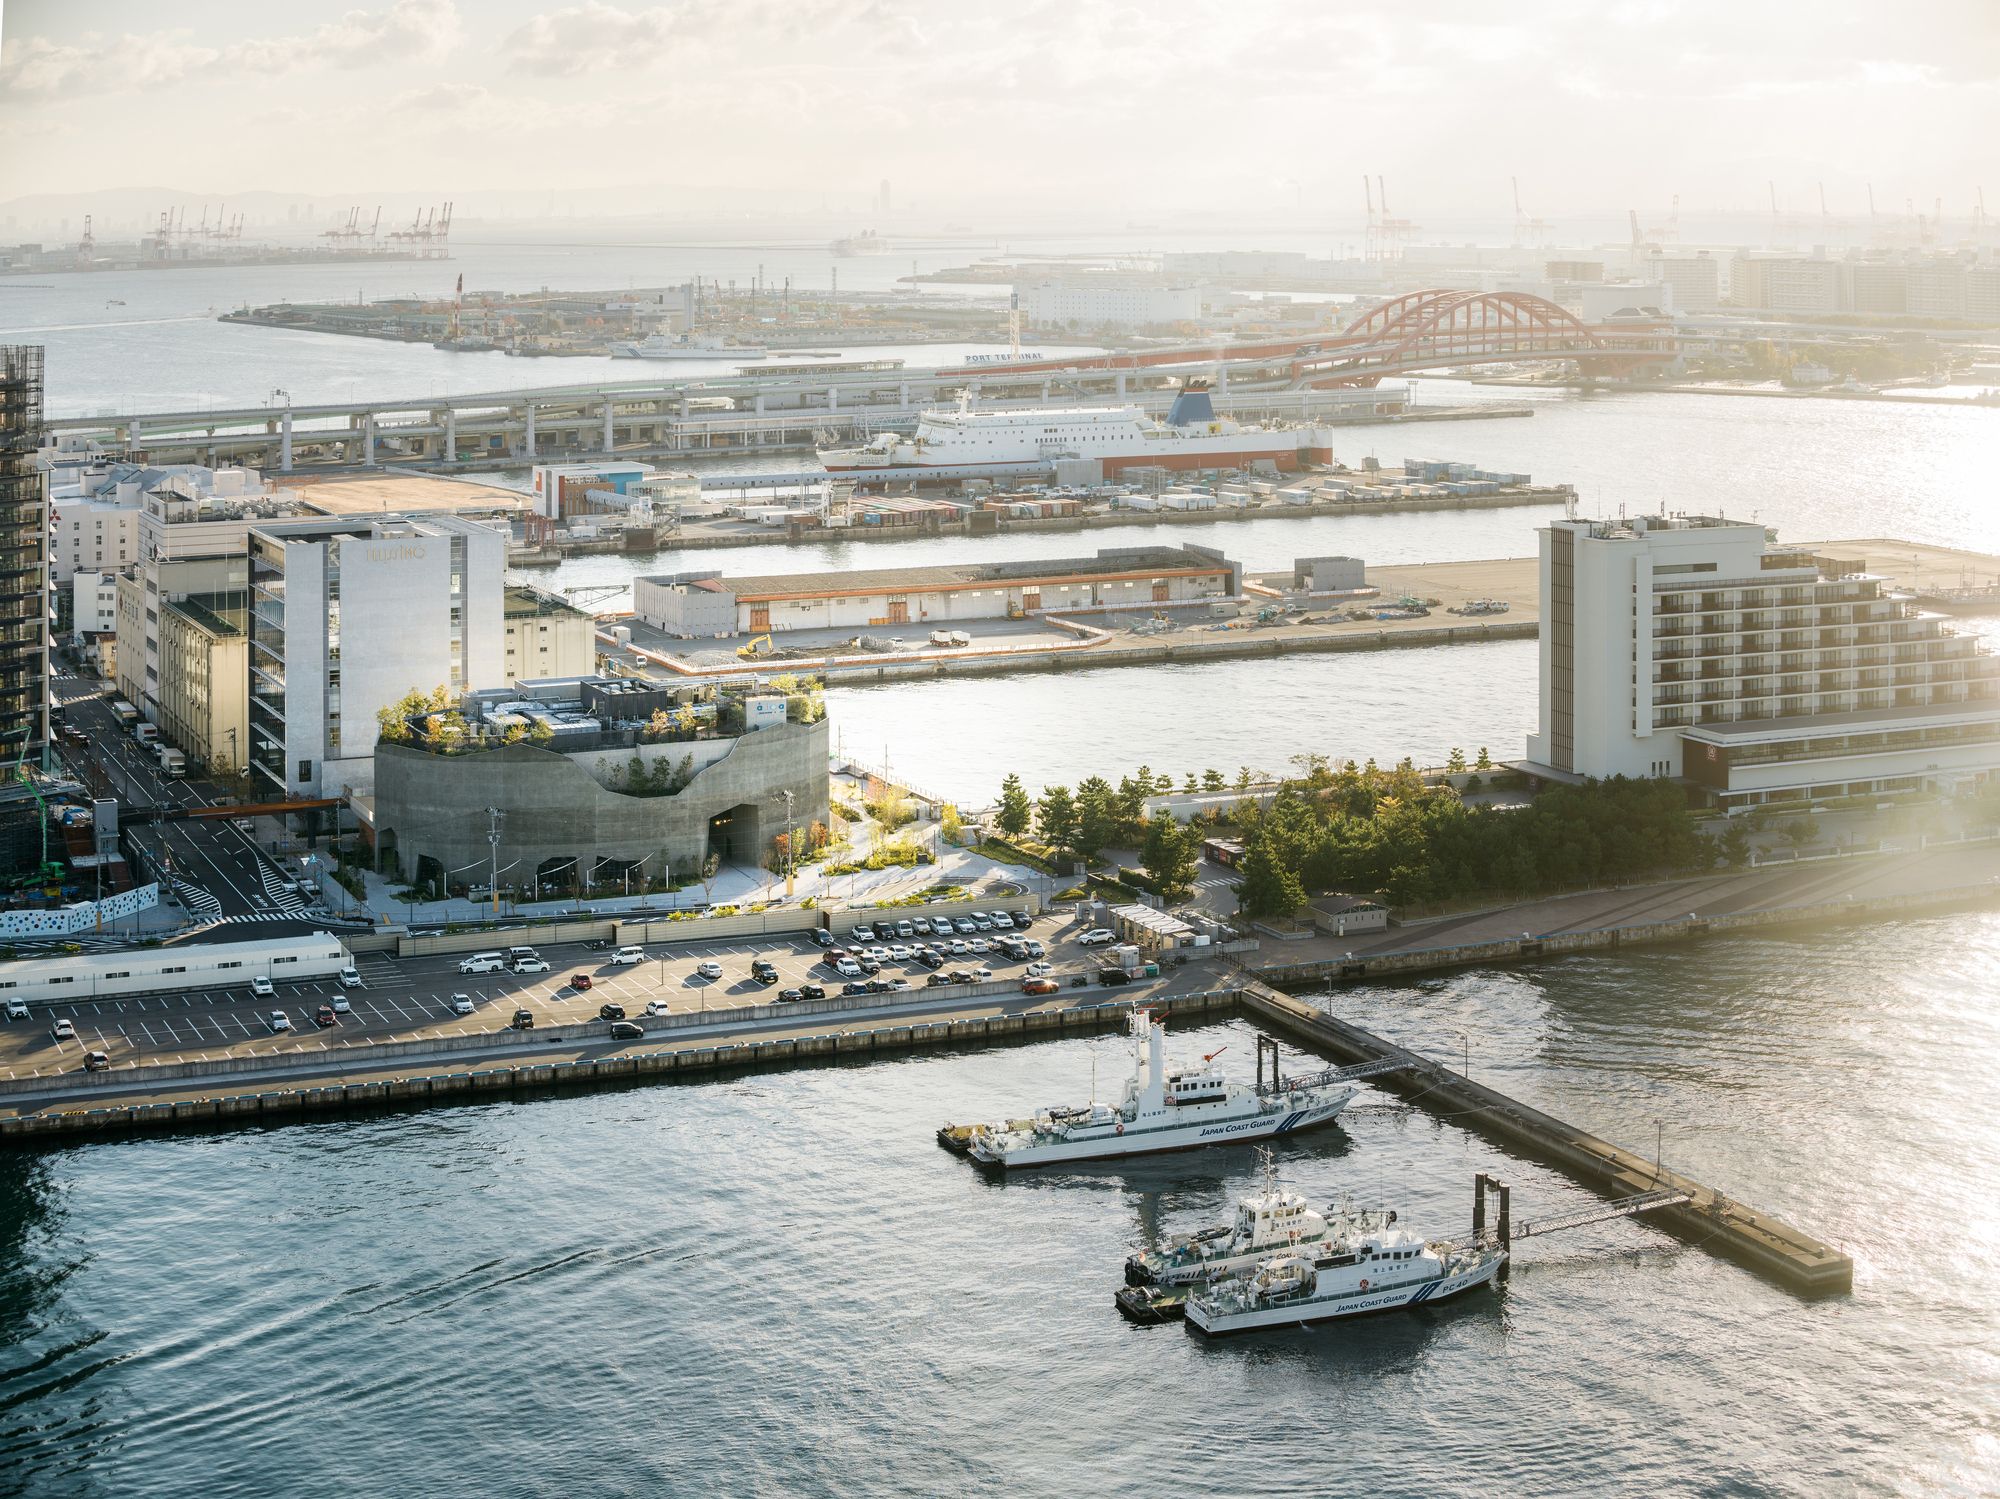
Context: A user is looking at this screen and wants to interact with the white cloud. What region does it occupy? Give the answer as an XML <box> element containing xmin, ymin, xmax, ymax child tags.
<box><xmin>0</xmin><ymin>1</ymin><xmax>460</xmax><ymax>97</ymax></box>
<box><xmin>501</xmin><ymin>0</ymin><xmax>716</xmax><ymax>77</ymax></box>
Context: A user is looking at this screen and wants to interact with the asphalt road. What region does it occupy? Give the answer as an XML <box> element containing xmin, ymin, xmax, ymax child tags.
<box><xmin>0</xmin><ymin>911</ymin><xmax>1165</xmax><ymax>1080</ymax></box>
<box><xmin>48</xmin><ymin>677</ymin><xmax>342</xmax><ymax>934</ymax></box>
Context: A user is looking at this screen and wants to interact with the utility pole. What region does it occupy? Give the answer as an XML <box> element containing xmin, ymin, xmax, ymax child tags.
<box><xmin>485</xmin><ymin>806</ymin><xmax>504</xmax><ymax>920</ymax></box>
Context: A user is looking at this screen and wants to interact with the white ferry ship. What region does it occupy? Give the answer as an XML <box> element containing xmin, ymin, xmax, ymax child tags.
<box><xmin>1125</xmin><ymin>1157</ymin><xmax>1395</xmax><ymax>1287</ymax></box>
<box><xmin>610</xmin><ymin>333</ymin><xmax>766</xmax><ymax>361</ymax></box>
<box><xmin>816</xmin><ymin>388</ymin><xmax>1335</xmax><ymax>480</ymax></box>
<box><xmin>964</xmin><ymin>1010</ymin><xmax>1355</xmax><ymax>1169</ymax></box>
<box><xmin>1184</xmin><ymin>1211</ymin><xmax>1507</xmax><ymax>1337</ymax></box>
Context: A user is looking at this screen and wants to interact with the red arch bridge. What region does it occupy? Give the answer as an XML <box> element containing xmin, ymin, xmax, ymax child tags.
<box><xmin>968</xmin><ymin>289</ymin><xmax>1675</xmax><ymax>387</ymax></box>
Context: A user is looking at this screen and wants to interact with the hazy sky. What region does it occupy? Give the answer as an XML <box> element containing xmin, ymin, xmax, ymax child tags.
<box><xmin>1</xmin><ymin>0</ymin><xmax>1994</xmax><ymax>220</ymax></box>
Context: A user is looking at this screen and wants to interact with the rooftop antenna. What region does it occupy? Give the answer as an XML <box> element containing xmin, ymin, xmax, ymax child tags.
<box><xmin>1867</xmin><ymin>183</ymin><xmax>1878</xmax><ymax>239</ymax></box>
<box><xmin>1819</xmin><ymin>182</ymin><xmax>1831</xmax><ymax>241</ymax></box>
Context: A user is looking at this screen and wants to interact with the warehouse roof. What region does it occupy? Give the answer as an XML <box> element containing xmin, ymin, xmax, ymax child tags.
<box><xmin>722</xmin><ymin>545</ymin><xmax>1237</xmax><ymax>602</ymax></box>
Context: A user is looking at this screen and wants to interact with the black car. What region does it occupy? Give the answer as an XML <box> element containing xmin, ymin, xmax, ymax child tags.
<box><xmin>797</xmin><ymin>984</ymin><xmax>825</xmax><ymax>1001</ymax></box>
<box><xmin>842</xmin><ymin>982</ymin><xmax>871</xmax><ymax>996</ymax></box>
<box><xmin>598</xmin><ymin>1002</ymin><xmax>627</xmax><ymax>1021</ymax></box>
<box><xmin>864</xmin><ymin>978</ymin><xmax>896</xmax><ymax>994</ymax></box>
<box><xmin>926</xmin><ymin>973</ymin><xmax>955</xmax><ymax>987</ymax></box>
<box><xmin>608</xmin><ymin>1020</ymin><xmax>643</xmax><ymax>1041</ymax></box>
<box><xmin>780</xmin><ymin>988</ymin><xmax>807</xmax><ymax>1003</ymax></box>
<box><xmin>809</xmin><ymin>929</ymin><xmax>834</xmax><ymax>948</ymax></box>
<box><xmin>509</xmin><ymin>1009</ymin><xmax>535</xmax><ymax>1030</ymax></box>
<box><xmin>998</xmin><ymin>941</ymin><xmax>1028</xmax><ymax>961</ymax></box>
<box><xmin>948</xmin><ymin>969</ymin><xmax>975</xmax><ymax>985</ymax></box>
<box><xmin>1011</xmin><ymin>911</ymin><xmax>1034</xmax><ymax>930</ymax></box>
<box><xmin>1098</xmin><ymin>967</ymin><xmax>1131</xmax><ymax>987</ymax></box>
<box><xmin>916</xmin><ymin>951</ymin><xmax>946</xmax><ymax>970</ymax></box>
<box><xmin>750</xmin><ymin>959</ymin><xmax>779</xmax><ymax>983</ymax></box>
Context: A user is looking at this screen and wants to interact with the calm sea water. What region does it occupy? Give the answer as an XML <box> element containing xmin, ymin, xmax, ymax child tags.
<box><xmin>5</xmin><ymin>243</ymin><xmax>1998</xmax><ymax>1496</ymax></box>
<box><xmin>4</xmin><ymin>914</ymin><xmax>1997</xmax><ymax>1497</ymax></box>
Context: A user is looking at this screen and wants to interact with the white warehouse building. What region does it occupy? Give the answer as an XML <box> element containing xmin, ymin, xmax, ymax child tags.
<box><xmin>1015</xmin><ymin>278</ymin><xmax>1201</xmax><ymax>331</ymax></box>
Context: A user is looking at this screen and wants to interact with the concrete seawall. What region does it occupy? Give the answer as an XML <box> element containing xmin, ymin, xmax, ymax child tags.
<box><xmin>1249</xmin><ymin>877</ymin><xmax>2000</xmax><ymax>988</ymax></box>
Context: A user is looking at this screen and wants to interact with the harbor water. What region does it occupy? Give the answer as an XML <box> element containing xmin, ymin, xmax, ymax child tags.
<box><xmin>5</xmin><ymin>237</ymin><xmax>1999</xmax><ymax>1494</ymax></box>
<box><xmin>4</xmin><ymin>914</ymin><xmax>1998</xmax><ymax>1496</ymax></box>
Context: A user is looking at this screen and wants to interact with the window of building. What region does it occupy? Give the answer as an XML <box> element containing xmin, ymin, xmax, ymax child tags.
<box><xmin>299</xmin><ymin>760</ymin><xmax>312</xmax><ymax>782</ymax></box>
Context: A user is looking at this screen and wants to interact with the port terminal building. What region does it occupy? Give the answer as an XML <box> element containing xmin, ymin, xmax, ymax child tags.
<box><xmin>1523</xmin><ymin>514</ymin><xmax>1999</xmax><ymax>807</ymax></box>
<box><xmin>635</xmin><ymin>545</ymin><xmax>1244</xmax><ymax>636</ymax></box>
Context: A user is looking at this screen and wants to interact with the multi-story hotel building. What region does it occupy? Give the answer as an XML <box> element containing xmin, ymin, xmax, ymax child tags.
<box><xmin>1525</xmin><ymin>514</ymin><xmax>1999</xmax><ymax>807</ymax></box>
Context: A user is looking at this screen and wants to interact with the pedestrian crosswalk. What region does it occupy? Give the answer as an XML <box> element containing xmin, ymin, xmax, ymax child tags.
<box><xmin>174</xmin><ymin>879</ymin><xmax>223</xmax><ymax>916</ymax></box>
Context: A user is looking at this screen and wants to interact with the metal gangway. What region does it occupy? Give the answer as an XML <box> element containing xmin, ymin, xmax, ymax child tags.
<box><xmin>1252</xmin><ymin>1033</ymin><xmax>1415</xmax><ymax>1097</ymax></box>
<box><xmin>1468</xmin><ymin>1173</ymin><xmax>1692</xmax><ymax>1250</ymax></box>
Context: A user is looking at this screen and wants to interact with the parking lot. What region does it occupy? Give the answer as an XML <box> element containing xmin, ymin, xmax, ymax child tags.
<box><xmin>0</xmin><ymin>910</ymin><xmax>1150</xmax><ymax>1079</ymax></box>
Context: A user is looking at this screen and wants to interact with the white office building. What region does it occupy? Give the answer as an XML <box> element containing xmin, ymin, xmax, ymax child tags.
<box><xmin>1525</xmin><ymin>514</ymin><xmax>1999</xmax><ymax>806</ymax></box>
<box><xmin>248</xmin><ymin>515</ymin><xmax>507</xmax><ymax>799</ymax></box>
<box><xmin>70</xmin><ymin>570</ymin><xmax>116</xmax><ymax>641</ymax></box>
<box><xmin>48</xmin><ymin>494</ymin><xmax>139</xmax><ymax>583</ymax></box>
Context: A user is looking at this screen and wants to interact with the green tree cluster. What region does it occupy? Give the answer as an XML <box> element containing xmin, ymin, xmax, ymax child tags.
<box><xmin>1229</xmin><ymin>765</ymin><xmax>1715</xmax><ymax>918</ymax></box>
<box><xmin>606</xmin><ymin>752</ymin><xmax>698</xmax><ymax>797</ymax></box>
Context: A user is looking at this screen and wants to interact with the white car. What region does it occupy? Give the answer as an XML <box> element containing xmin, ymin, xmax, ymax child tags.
<box><xmin>1024</xmin><ymin>961</ymin><xmax>1054</xmax><ymax>979</ymax></box>
<box><xmin>888</xmin><ymin>978</ymin><xmax>912</xmax><ymax>992</ymax></box>
<box><xmin>511</xmin><ymin>958</ymin><xmax>551</xmax><ymax>974</ymax></box>
<box><xmin>835</xmin><ymin>958</ymin><xmax>862</xmax><ymax>977</ymax></box>
<box><xmin>4</xmin><ymin>997</ymin><xmax>27</xmax><ymax>1021</ymax></box>
<box><xmin>968</xmin><ymin>966</ymin><xmax>993</xmax><ymax>982</ymax></box>
<box><xmin>1077</xmin><ymin>929</ymin><xmax>1117</xmax><ymax>947</ymax></box>
<box><xmin>865</xmin><ymin>946</ymin><xmax>891</xmax><ymax>962</ymax></box>
<box><xmin>331</xmin><ymin>996</ymin><xmax>351</xmax><ymax>1014</ymax></box>
<box><xmin>949</xmin><ymin>939</ymin><xmax>970</xmax><ymax>956</ymax></box>
<box><xmin>450</xmin><ymin>993</ymin><xmax>475</xmax><ymax>1015</ymax></box>
<box><xmin>337</xmin><ymin>967</ymin><xmax>364</xmax><ymax>988</ymax></box>
<box><xmin>610</xmin><ymin>945</ymin><xmax>645</xmax><ymax>965</ymax></box>
<box><xmin>51</xmin><ymin>1017</ymin><xmax>75</xmax><ymax>1040</ymax></box>
<box><xmin>888</xmin><ymin>944</ymin><xmax>911</xmax><ymax>961</ymax></box>
<box><xmin>645</xmin><ymin>999</ymin><xmax>675</xmax><ymax>1016</ymax></box>
<box><xmin>967</xmin><ymin>938</ymin><xmax>990</xmax><ymax>954</ymax></box>
<box><xmin>267</xmin><ymin>1010</ymin><xmax>290</xmax><ymax>1032</ymax></box>
<box><xmin>695</xmin><ymin>961</ymin><xmax>723</xmax><ymax>979</ymax></box>
<box><xmin>251</xmin><ymin>976</ymin><xmax>276</xmax><ymax>998</ymax></box>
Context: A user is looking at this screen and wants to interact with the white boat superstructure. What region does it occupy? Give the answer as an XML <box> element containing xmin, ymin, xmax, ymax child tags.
<box><xmin>816</xmin><ymin>389</ymin><xmax>1335</xmax><ymax>477</ymax></box>
<box><xmin>1184</xmin><ymin>1208</ymin><xmax>1507</xmax><ymax>1336</ymax></box>
<box><xmin>965</xmin><ymin>1010</ymin><xmax>1355</xmax><ymax>1169</ymax></box>
<box><xmin>1125</xmin><ymin>1157</ymin><xmax>1396</xmax><ymax>1287</ymax></box>
<box><xmin>610</xmin><ymin>333</ymin><xmax>767</xmax><ymax>361</ymax></box>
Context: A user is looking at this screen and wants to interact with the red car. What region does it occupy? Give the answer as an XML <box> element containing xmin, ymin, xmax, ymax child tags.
<box><xmin>570</xmin><ymin>973</ymin><xmax>593</xmax><ymax>991</ymax></box>
<box><xmin>1021</xmin><ymin>977</ymin><xmax>1061</xmax><ymax>996</ymax></box>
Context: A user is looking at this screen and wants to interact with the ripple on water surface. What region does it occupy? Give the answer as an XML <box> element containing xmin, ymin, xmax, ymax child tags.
<box><xmin>2</xmin><ymin>915</ymin><xmax>1998</xmax><ymax>1496</ymax></box>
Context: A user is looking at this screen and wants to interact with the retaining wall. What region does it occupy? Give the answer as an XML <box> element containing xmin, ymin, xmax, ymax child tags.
<box><xmin>1251</xmin><ymin>878</ymin><xmax>2000</xmax><ymax>987</ymax></box>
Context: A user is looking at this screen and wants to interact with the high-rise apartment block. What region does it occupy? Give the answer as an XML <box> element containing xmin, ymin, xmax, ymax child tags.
<box><xmin>1526</xmin><ymin>514</ymin><xmax>1999</xmax><ymax>806</ymax></box>
<box><xmin>0</xmin><ymin>348</ymin><xmax>48</xmax><ymax>769</ymax></box>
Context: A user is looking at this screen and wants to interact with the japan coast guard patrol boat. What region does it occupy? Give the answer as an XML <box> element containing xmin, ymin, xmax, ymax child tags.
<box><xmin>966</xmin><ymin>1010</ymin><xmax>1355</xmax><ymax>1169</ymax></box>
<box><xmin>1183</xmin><ymin>1210</ymin><xmax>1508</xmax><ymax>1337</ymax></box>
<box><xmin>1124</xmin><ymin>1153</ymin><xmax>1390</xmax><ymax>1287</ymax></box>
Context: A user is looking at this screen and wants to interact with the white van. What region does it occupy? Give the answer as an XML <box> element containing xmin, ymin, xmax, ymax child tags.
<box><xmin>506</xmin><ymin>946</ymin><xmax>540</xmax><ymax>964</ymax></box>
<box><xmin>609</xmin><ymin>945</ymin><xmax>645</xmax><ymax>965</ymax></box>
<box><xmin>458</xmin><ymin>951</ymin><xmax>507</xmax><ymax>974</ymax></box>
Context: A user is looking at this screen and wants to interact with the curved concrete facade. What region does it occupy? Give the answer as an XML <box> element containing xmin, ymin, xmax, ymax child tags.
<box><xmin>373</xmin><ymin>719</ymin><xmax>829</xmax><ymax>890</ymax></box>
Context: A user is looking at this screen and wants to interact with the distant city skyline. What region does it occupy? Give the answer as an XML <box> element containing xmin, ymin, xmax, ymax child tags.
<box><xmin>1</xmin><ymin>0</ymin><xmax>1993</xmax><ymax>220</ymax></box>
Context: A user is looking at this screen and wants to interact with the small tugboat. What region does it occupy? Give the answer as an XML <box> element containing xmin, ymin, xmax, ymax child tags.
<box><xmin>1125</xmin><ymin>1152</ymin><xmax>1389</xmax><ymax>1288</ymax></box>
<box><xmin>1183</xmin><ymin>1210</ymin><xmax>1506</xmax><ymax>1337</ymax></box>
<box><xmin>963</xmin><ymin>1009</ymin><xmax>1355</xmax><ymax>1169</ymax></box>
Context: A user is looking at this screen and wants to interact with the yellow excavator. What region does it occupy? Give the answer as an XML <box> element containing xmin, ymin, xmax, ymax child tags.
<box><xmin>736</xmin><ymin>634</ymin><xmax>774</xmax><ymax>658</ymax></box>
